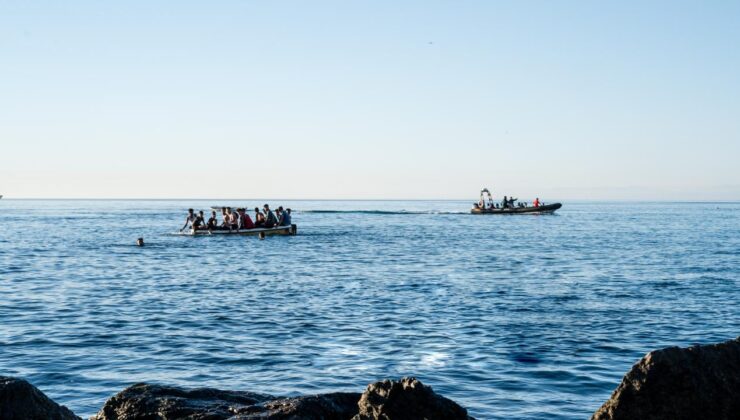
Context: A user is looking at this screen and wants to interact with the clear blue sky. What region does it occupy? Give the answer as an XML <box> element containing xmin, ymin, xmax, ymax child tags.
<box><xmin>1</xmin><ymin>1</ymin><xmax>739</xmax><ymax>199</ymax></box>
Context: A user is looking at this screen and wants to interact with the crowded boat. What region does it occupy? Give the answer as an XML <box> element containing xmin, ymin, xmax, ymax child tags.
<box><xmin>179</xmin><ymin>204</ymin><xmax>296</xmax><ymax>235</ymax></box>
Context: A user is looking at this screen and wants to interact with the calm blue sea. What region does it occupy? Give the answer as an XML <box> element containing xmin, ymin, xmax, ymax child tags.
<box><xmin>1</xmin><ymin>200</ymin><xmax>739</xmax><ymax>419</ymax></box>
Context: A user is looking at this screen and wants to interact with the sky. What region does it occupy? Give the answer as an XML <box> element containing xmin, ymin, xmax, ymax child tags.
<box><xmin>1</xmin><ymin>1</ymin><xmax>739</xmax><ymax>200</ymax></box>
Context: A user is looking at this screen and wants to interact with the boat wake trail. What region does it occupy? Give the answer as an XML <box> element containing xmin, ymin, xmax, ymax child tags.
<box><xmin>299</xmin><ymin>210</ymin><xmax>468</xmax><ymax>215</ymax></box>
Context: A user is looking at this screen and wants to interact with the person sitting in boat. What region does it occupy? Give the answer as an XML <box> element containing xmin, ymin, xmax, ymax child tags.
<box><xmin>220</xmin><ymin>207</ymin><xmax>229</xmax><ymax>229</ymax></box>
<box><xmin>278</xmin><ymin>206</ymin><xmax>292</xmax><ymax>226</ymax></box>
<box><xmin>219</xmin><ymin>207</ymin><xmax>227</xmax><ymax>229</ymax></box>
<box><xmin>253</xmin><ymin>207</ymin><xmax>265</xmax><ymax>227</ymax></box>
<box><xmin>207</xmin><ymin>211</ymin><xmax>218</xmax><ymax>230</ymax></box>
<box><xmin>233</xmin><ymin>208</ymin><xmax>241</xmax><ymax>228</ymax></box>
<box><xmin>230</xmin><ymin>208</ymin><xmax>241</xmax><ymax>230</ymax></box>
<box><xmin>193</xmin><ymin>210</ymin><xmax>206</xmax><ymax>230</ymax></box>
<box><xmin>263</xmin><ymin>204</ymin><xmax>277</xmax><ymax>228</ymax></box>
<box><xmin>180</xmin><ymin>209</ymin><xmax>197</xmax><ymax>231</ymax></box>
<box><xmin>221</xmin><ymin>207</ymin><xmax>235</xmax><ymax>230</ymax></box>
<box><xmin>533</xmin><ymin>197</ymin><xmax>540</xmax><ymax>208</ymax></box>
<box><xmin>240</xmin><ymin>208</ymin><xmax>255</xmax><ymax>229</ymax></box>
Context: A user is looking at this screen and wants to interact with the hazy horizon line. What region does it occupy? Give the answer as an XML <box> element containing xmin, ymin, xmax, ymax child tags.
<box><xmin>2</xmin><ymin>197</ymin><xmax>739</xmax><ymax>204</ymax></box>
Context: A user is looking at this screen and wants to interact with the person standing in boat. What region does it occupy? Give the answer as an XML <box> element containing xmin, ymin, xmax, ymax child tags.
<box><xmin>508</xmin><ymin>196</ymin><xmax>518</xmax><ymax>208</ymax></box>
<box><xmin>180</xmin><ymin>208</ymin><xmax>197</xmax><ymax>231</ymax></box>
<box><xmin>263</xmin><ymin>204</ymin><xmax>277</xmax><ymax>228</ymax></box>
<box><xmin>501</xmin><ymin>196</ymin><xmax>508</xmax><ymax>209</ymax></box>
<box><xmin>533</xmin><ymin>197</ymin><xmax>540</xmax><ymax>208</ymax></box>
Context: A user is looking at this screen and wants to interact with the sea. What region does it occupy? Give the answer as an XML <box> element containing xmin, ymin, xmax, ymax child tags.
<box><xmin>1</xmin><ymin>199</ymin><xmax>739</xmax><ymax>419</ymax></box>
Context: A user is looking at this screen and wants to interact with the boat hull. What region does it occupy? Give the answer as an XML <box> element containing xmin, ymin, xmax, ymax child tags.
<box><xmin>179</xmin><ymin>224</ymin><xmax>297</xmax><ymax>236</ymax></box>
<box><xmin>471</xmin><ymin>203</ymin><xmax>562</xmax><ymax>214</ymax></box>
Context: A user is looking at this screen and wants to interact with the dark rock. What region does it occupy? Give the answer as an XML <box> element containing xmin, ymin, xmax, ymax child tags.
<box><xmin>352</xmin><ymin>377</ymin><xmax>474</xmax><ymax>420</ymax></box>
<box><xmin>91</xmin><ymin>383</ymin><xmax>275</xmax><ymax>419</ymax></box>
<box><xmin>593</xmin><ymin>337</ymin><xmax>740</xmax><ymax>420</ymax></box>
<box><xmin>0</xmin><ymin>374</ymin><xmax>474</xmax><ymax>419</ymax></box>
<box><xmin>91</xmin><ymin>383</ymin><xmax>360</xmax><ymax>420</ymax></box>
<box><xmin>230</xmin><ymin>392</ymin><xmax>361</xmax><ymax>419</ymax></box>
<box><xmin>0</xmin><ymin>376</ymin><xmax>80</xmax><ymax>420</ymax></box>
<box><xmin>92</xmin><ymin>378</ymin><xmax>475</xmax><ymax>420</ymax></box>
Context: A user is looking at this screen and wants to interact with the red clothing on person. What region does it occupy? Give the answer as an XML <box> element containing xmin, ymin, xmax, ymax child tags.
<box><xmin>533</xmin><ymin>198</ymin><xmax>540</xmax><ymax>207</ymax></box>
<box><xmin>242</xmin><ymin>214</ymin><xmax>255</xmax><ymax>229</ymax></box>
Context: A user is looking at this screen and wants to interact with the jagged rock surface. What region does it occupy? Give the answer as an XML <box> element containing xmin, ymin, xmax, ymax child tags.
<box><xmin>593</xmin><ymin>337</ymin><xmax>740</xmax><ymax>420</ymax></box>
<box><xmin>91</xmin><ymin>382</ymin><xmax>360</xmax><ymax>419</ymax></box>
<box><xmin>0</xmin><ymin>376</ymin><xmax>80</xmax><ymax>420</ymax></box>
<box><xmin>352</xmin><ymin>377</ymin><xmax>474</xmax><ymax>420</ymax></box>
<box><xmin>230</xmin><ymin>392</ymin><xmax>361</xmax><ymax>419</ymax></box>
<box><xmin>2</xmin><ymin>375</ymin><xmax>475</xmax><ymax>420</ymax></box>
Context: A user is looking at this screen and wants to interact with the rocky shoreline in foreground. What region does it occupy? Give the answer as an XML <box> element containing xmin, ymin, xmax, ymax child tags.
<box><xmin>2</xmin><ymin>337</ymin><xmax>739</xmax><ymax>419</ymax></box>
<box><xmin>0</xmin><ymin>376</ymin><xmax>475</xmax><ymax>420</ymax></box>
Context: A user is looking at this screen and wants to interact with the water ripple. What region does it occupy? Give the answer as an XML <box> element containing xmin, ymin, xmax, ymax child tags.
<box><xmin>0</xmin><ymin>200</ymin><xmax>739</xmax><ymax>419</ymax></box>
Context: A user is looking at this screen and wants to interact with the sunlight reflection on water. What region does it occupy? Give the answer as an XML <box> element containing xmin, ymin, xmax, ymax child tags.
<box><xmin>1</xmin><ymin>200</ymin><xmax>739</xmax><ymax>419</ymax></box>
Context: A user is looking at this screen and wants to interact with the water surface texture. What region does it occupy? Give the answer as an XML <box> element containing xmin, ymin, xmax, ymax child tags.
<box><xmin>1</xmin><ymin>200</ymin><xmax>739</xmax><ymax>418</ymax></box>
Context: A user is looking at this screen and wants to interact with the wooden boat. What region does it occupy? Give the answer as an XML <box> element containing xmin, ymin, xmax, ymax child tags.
<box><xmin>178</xmin><ymin>224</ymin><xmax>297</xmax><ymax>236</ymax></box>
<box><xmin>471</xmin><ymin>203</ymin><xmax>561</xmax><ymax>214</ymax></box>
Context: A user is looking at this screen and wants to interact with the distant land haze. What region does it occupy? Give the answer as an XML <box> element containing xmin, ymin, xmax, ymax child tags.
<box><xmin>1</xmin><ymin>1</ymin><xmax>738</xmax><ymax>200</ymax></box>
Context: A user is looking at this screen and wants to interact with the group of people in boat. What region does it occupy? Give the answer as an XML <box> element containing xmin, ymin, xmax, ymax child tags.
<box><xmin>180</xmin><ymin>204</ymin><xmax>292</xmax><ymax>232</ymax></box>
<box><xmin>474</xmin><ymin>196</ymin><xmax>542</xmax><ymax>210</ymax></box>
